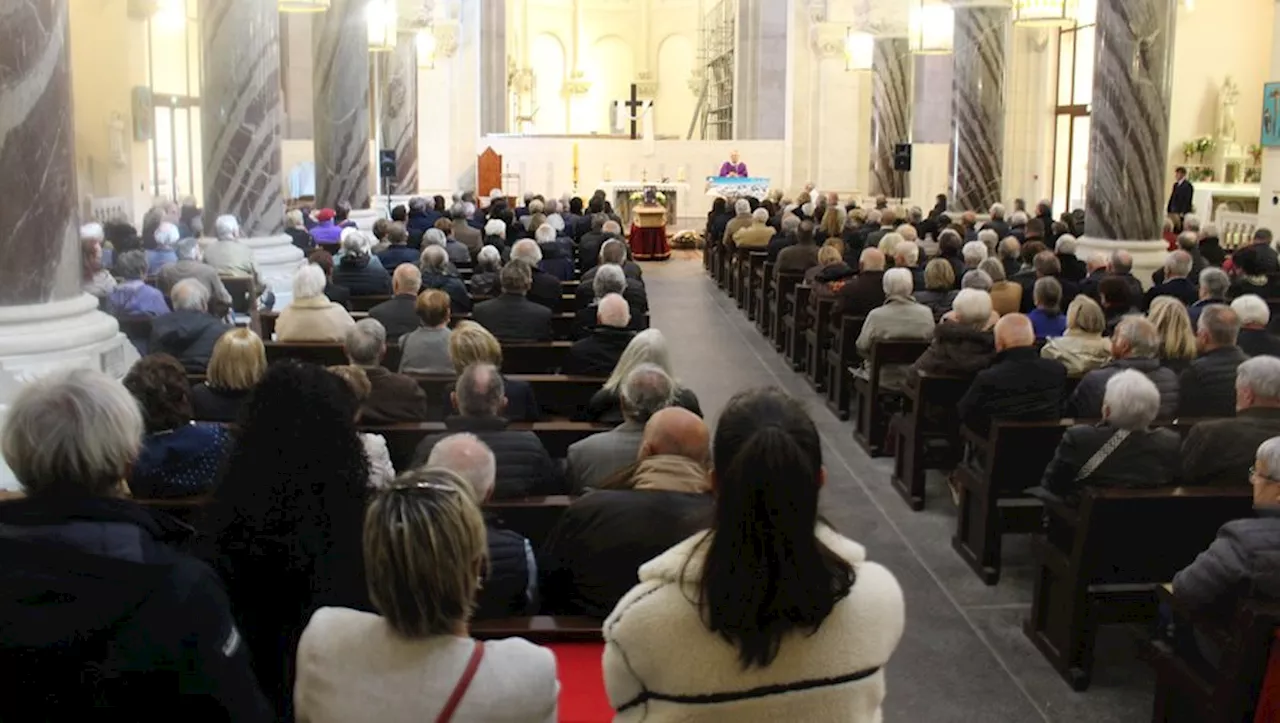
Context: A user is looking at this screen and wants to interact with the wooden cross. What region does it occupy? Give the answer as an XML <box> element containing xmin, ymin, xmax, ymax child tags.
<box><xmin>624</xmin><ymin>84</ymin><xmax>645</xmax><ymax>140</ymax></box>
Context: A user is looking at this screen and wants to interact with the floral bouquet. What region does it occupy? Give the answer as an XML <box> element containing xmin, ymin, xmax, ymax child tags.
<box><xmin>629</xmin><ymin>186</ymin><xmax>667</xmax><ymax>205</ymax></box>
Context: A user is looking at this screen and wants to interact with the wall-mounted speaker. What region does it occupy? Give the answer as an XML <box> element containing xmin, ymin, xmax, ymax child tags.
<box><xmin>893</xmin><ymin>143</ymin><xmax>912</xmax><ymax>172</ymax></box>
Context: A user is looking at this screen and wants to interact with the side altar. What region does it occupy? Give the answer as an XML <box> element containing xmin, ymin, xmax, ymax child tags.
<box><xmin>599</xmin><ymin>181</ymin><xmax>688</xmax><ymax>228</ymax></box>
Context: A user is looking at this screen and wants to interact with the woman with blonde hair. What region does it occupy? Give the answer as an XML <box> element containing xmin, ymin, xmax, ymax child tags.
<box><xmin>806</xmin><ymin>243</ymin><xmax>855</xmax><ymax>311</ymax></box>
<box><xmin>191</xmin><ymin>328</ymin><xmax>266</xmax><ymax>422</ymax></box>
<box><xmin>1147</xmin><ymin>296</ymin><xmax>1197</xmax><ymax>373</ymax></box>
<box><xmin>1041</xmin><ymin>295</ymin><xmax>1112</xmax><ymax>376</ymax></box>
<box><xmin>815</xmin><ymin>205</ymin><xmax>845</xmax><ymax>245</ymax></box>
<box><xmin>582</xmin><ymin>329</ymin><xmax>702</xmax><ymax>424</ymax></box>
<box><xmin>915</xmin><ymin>258</ymin><xmax>957</xmax><ymax>321</ymax></box>
<box><xmin>448</xmin><ymin>321</ymin><xmax>538</xmax><ymax>421</ymax></box>
<box><xmin>294</xmin><ymin>468</ymin><xmax>558</xmax><ymax>722</ymax></box>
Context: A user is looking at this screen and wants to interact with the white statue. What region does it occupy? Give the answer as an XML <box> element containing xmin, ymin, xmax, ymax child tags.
<box><xmin>1220</xmin><ymin>75</ymin><xmax>1240</xmax><ymax>142</ymax></box>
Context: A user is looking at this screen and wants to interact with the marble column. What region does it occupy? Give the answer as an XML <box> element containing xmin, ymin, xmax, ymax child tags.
<box><xmin>0</xmin><ymin>1</ymin><xmax>137</xmax><ymax>490</ymax></box>
<box><xmin>479</xmin><ymin>0</ymin><xmax>507</xmax><ymax>136</ymax></box>
<box><xmin>950</xmin><ymin>4</ymin><xmax>1008</xmax><ymax>212</ymax></box>
<box><xmin>201</xmin><ymin>0</ymin><xmax>284</xmax><ymax>237</ymax></box>
<box><xmin>871</xmin><ymin>38</ymin><xmax>911</xmax><ymax>199</ymax></box>
<box><xmin>378</xmin><ymin>35</ymin><xmax>419</xmax><ymax>195</ymax></box>
<box><xmin>736</xmin><ymin>0</ymin><xmax>789</xmax><ymax>140</ymax></box>
<box><xmin>313</xmin><ymin>0</ymin><xmax>372</xmax><ymax>209</ymax></box>
<box><xmin>1083</xmin><ymin>0</ymin><xmax>1176</xmax><ymax>244</ymax></box>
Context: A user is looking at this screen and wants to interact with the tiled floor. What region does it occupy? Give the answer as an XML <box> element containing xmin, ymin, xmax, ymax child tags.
<box><xmin>642</xmin><ymin>253</ymin><xmax>1152</xmax><ymax>722</ymax></box>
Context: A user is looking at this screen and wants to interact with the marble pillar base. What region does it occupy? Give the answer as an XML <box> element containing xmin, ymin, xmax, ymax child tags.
<box><xmin>0</xmin><ymin>294</ymin><xmax>140</xmax><ymax>490</ymax></box>
<box><xmin>245</xmin><ymin>235</ymin><xmax>305</xmax><ymax>309</ymax></box>
<box><xmin>1076</xmin><ymin>237</ymin><xmax>1168</xmax><ymax>291</ymax></box>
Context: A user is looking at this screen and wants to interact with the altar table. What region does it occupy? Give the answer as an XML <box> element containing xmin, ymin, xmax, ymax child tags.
<box><xmin>598</xmin><ymin>181</ymin><xmax>687</xmax><ymax>228</ymax></box>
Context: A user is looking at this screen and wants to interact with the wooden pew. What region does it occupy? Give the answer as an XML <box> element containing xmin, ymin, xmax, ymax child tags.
<box><xmin>1023</xmin><ymin>486</ymin><xmax>1253</xmax><ymax>691</ymax></box>
<box><xmin>850</xmin><ymin>339</ymin><xmax>930</xmax><ymax>457</ymax></box>
<box><xmin>264</xmin><ymin>341</ymin><xmax>403</xmax><ymax>370</ymax></box>
<box><xmin>1146</xmin><ymin>591</ymin><xmax>1280</xmax><ymax>722</ymax></box>
<box><xmin>367</xmin><ymin>420</ymin><xmax>609</xmax><ymax>471</ymax></box>
<box><xmin>754</xmin><ymin>260</ymin><xmax>775</xmax><ymax>335</ymax></box>
<box><xmin>781</xmin><ymin>284</ymin><xmax>812</xmax><ymax>371</ymax></box>
<box><xmin>824</xmin><ymin>315</ymin><xmax>867</xmax><ymax>420</ymax></box>
<box><xmin>472</xmin><ymin>615</ymin><xmax>603</xmax><ymax>643</ymax></box>
<box><xmin>485</xmin><ymin>495</ymin><xmax>574</xmax><ymax>550</ymax></box>
<box><xmin>744</xmin><ymin>252</ymin><xmax>768</xmax><ymax>320</ymax></box>
<box><xmin>260</xmin><ymin>310</ymin><xmax>579</xmax><ymax>342</ymax></box>
<box><xmin>134</xmin><ymin>495</ymin><xmax>211</xmax><ymax>525</ymax></box>
<box><xmin>116</xmin><ymin>315</ymin><xmax>154</xmax><ymax>342</ymax></box>
<box><xmin>951</xmin><ymin>419</ymin><xmax>1068</xmax><ymax>584</ymax></box>
<box><xmin>731</xmin><ymin>247</ymin><xmax>752</xmax><ymax>308</ymax></box>
<box><xmin>409</xmin><ymin>373</ymin><xmax>605</xmax><ymax>420</ymax></box>
<box><xmin>802</xmin><ymin>297</ymin><xmax>836</xmax><ymax>392</ymax></box>
<box><xmin>264</xmin><ymin>340</ymin><xmax>568</xmax><ymax>374</ymax></box>
<box><xmin>770</xmin><ymin>272</ymin><xmax>805</xmax><ymax>352</ymax></box>
<box><xmin>889</xmin><ymin>371</ymin><xmax>971</xmax><ymax>510</ymax></box>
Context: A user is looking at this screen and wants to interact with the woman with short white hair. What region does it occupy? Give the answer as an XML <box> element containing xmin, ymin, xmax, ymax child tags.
<box><xmin>854</xmin><ymin>268</ymin><xmax>936</xmax><ymax>391</ymax></box>
<box><xmin>0</xmin><ymin>369</ymin><xmax>271</xmax><ymax>718</ymax></box>
<box><xmin>332</xmin><ymin>230</ymin><xmax>393</xmax><ymax>296</ymax></box>
<box><xmin>1232</xmin><ymin>294</ymin><xmax>1280</xmax><ymax>357</ymax></box>
<box><xmin>962</xmin><ymin>241</ymin><xmax>987</xmax><ymax>269</ymax></box>
<box><xmin>277</xmin><ymin>264</ymin><xmax>356</xmax><ymax>342</ymax></box>
<box><xmin>582</xmin><ymin>328</ymin><xmax>703</xmax><ymax>424</ymax></box>
<box><xmin>470</xmin><ymin>245</ymin><xmax>503</xmax><ymax>296</ymax></box>
<box><xmin>1038</xmin><ymin>369</ymin><xmax>1181</xmax><ymax>505</ymax></box>
<box><xmin>146</xmin><ymin>222</ymin><xmax>181</xmax><ymax>275</ymax></box>
<box><xmin>911</xmin><ymin>288</ymin><xmax>997</xmax><ymax>377</ymax></box>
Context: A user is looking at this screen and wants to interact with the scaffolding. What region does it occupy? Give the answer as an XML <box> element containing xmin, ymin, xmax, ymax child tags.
<box><xmin>693</xmin><ymin>0</ymin><xmax>735</xmax><ymax>141</ymax></box>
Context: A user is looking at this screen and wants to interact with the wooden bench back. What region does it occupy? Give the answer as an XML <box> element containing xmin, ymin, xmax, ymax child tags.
<box><xmin>366</xmin><ymin>421</ymin><xmax>608</xmax><ymax>470</ymax></box>
<box><xmin>486</xmin><ymin>495</ymin><xmax>573</xmax><ymax>550</ymax></box>
<box><xmin>1072</xmin><ymin>486</ymin><xmax>1253</xmax><ymax>586</ymax></box>
<box><xmin>471</xmin><ymin>615</ymin><xmax>603</xmax><ymax>643</ymax></box>
<box><xmin>409</xmin><ymin>374</ymin><xmax>604</xmax><ymax>420</ymax></box>
<box><xmin>263</xmin><ymin>341</ymin><xmax>404</xmax><ymax>371</ymax></box>
<box><xmin>979</xmin><ymin>421</ymin><xmax>1071</xmax><ymax>495</ymax></box>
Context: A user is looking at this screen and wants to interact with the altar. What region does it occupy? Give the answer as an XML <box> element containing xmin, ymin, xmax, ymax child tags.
<box><xmin>598</xmin><ymin>181</ymin><xmax>688</xmax><ymax>228</ymax></box>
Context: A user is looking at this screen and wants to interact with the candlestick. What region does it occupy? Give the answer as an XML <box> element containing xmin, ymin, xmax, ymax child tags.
<box><xmin>572</xmin><ymin>143</ymin><xmax>579</xmax><ymax>190</ymax></box>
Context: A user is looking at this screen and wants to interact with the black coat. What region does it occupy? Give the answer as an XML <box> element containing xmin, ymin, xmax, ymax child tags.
<box><xmin>1179</xmin><ymin>346</ymin><xmax>1250</xmax><ymax>418</ymax></box>
<box><xmin>910</xmin><ymin>324</ymin><xmax>996</xmax><ymax>378</ymax></box>
<box><xmin>1182</xmin><ymin>407</ymin><xmax>1280</xmax><ymax>487</ymax></box>
<box><xmin>528</xmin><ymin>267</ymin><xmax>564</xmax><ymax>311</ymax></box>
<box><xmin>1064</xmin><ymin>357</ymin><xmax>1180</xmax><ymax>420</ymax></box>
<box><xmin>563</xmin><ymin>327</ymin><xmax>635</xmax><ymax>377</ymax></box>
<box><xmin>149</xmin><ymin>310</ymin><xmax>232</xmax><ymax>373</ymax></box>
<box><xmin>324</xmin><ymin>282</ymin><xmax>351</xmax><ymax>310</ymax></box>
<box><xmin>367</xmin><ymin>293</ymin><xmax>420</xmax><ymax>340</ymax></box>
<box><xmin>1143</xmin><ymin>277</ymin><xmax>1198</xmax><ymax>310</ymax></box>
<box><xmin>1057</xmin><ymin>253</ymin><xmax>1088</xmax><ymax>283</ymax></box>
<box><xmin>421</xmin><ymin>271</ymin><xmax>473</xmax><ymax>314</ymax></box>
<box><xmin>191</xmin><ymin>383</ymin><xmax>251</xmax><ymax>423</ymax></box>
<box><xmin>472</xmin><ymin>293</ymin><xmax>552</xmax><ymax>342</ymax></box>
<box><xmin>1168</xmin><ymin>179</ymin><xmax>1194</xmax><ymax>215</ymax></box>
<box><xmin>1240</xmin><ymin>328</ymin><xmax>1280</xmax><ymax>358</ymax></box>
<box><xmin>575</xmin><ymin>277</ymin><xmax>649</xmax><ymax>318</ymax></box>
<box><xmin>1172</xmin><ymin>509</ymin><xmax>1280</xmax><ymax>624</ymax></box>
<box><xmin>1200</xmin><ymin>237</ymin><xmax>1226</xmax><ymax>267</ymax></box>
<box><xmin>1040</xmin><ymin>423</ymin><xmax>1181</xmax><ymax>505</ymax></box>
<box><xmin>411</xmin><ymin>415</ymin><xmax>563</xmax><ymax>497</ymax></box>
<box><xmin>581</xmin><ymin>386</ymin><xmax>703</xmax><ymax>425</ymax></box>
<box><xmin>957</xmin><ymin>347</ymin><xmax>1067</xmax><ymax>435</ymax></box>
<box><xmin>474</xmin><ymin>523</ymin><xmax>536</xmax><ymax>620</ymax></box>
<box><xmin>834</xmin><ymin>270</ymin><xmax>885</xmax><ymax>318</ymax></box>
<box><xmin>0</xmin><ymin>497</ymin><xmax>272</xmax><ymax>722</ymax></box>
<box><xmin>540</xmin><ymin>488</ymin><xmax>713</xmax><ymax>618</ymax></box>
<box><xmin>1232</xmin><ymin>242</ymin><xmax>1280</xmax><ymax>276</ymax></box>
<box><xmin>579</xmin><ymin>232</ymin><xmax>610</xmax><ymax>271</ymax></box>
<box><xmin>331</xmin><ymin>255</ymin><xmax>392</xmax><ymax>296</ymax></box>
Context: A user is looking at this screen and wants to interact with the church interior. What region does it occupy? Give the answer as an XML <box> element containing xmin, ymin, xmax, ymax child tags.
<box><xmin>6</xmin><ymin>0</ymin><xmax>1280</xmax><ymax>720</ymax></box>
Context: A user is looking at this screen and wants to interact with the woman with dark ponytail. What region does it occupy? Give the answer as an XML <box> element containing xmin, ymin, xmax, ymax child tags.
<box><xmin>602</xmin><ymin>388</ymin><xmax>904</xmax><ymax>722</ymax></box>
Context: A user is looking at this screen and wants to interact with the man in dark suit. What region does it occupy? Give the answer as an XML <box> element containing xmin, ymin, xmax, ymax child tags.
<box><xmin>471</xmin><ymin>260</ymin><xmax>553</xmax><ymax>342</ymax></box>
<box><xmin>563</xmin><ymin>294</ymin><xmax>635</xmax><ymax>377</ymax></box>
<box><xmin>833</xmin><ymin>247</ymin><xmax>886</xmax><ymax>318</ymax></box>
<box><xmin>578</xmin><ymin>214</ymin><xmax>613</xmax><ymax>274</ymax></box>
<box><xmin>1152</xmin><ymin>232</ymin><xmax>1208</xmax><ymax>287</ymax></box>
<box><xmin>148</xmin><ymin>279</ymin><xmax>232</xmax><ymax>374</ymax></box>
<box><xmin>580</xmin><ymin>237</ymin><xmax>642</xmax><ymax>287</ymax></box>
<box><xmin>1182</xmin><ymin>356</ymin><xmax>1280</xmax><ymax>487</ymax></box>
<box><xmin>1167</xmin><ymin>166</ymin><xmax>1194</xmax><ymax>216</ymax></box>
<box><xmin>1179</xmin><ymin>305</ymin><xmax>1249</xmax><ymax>418</ymax></box>
<box><xmin>1143</xmin><ymin>250</ymin><xmax>1198</xmax><ymax>310</ymax></box>
<box><xmin>367</xmin><ymin>264</ymin><xmax>422</xmax><ymax>339</ymax></box>
<box><xmin>958</xmin><ymin>314</ymin><xmax>1067</xmax><ymax>435</ymax></box>
<box><xmin>510</xmin><ymin>239</ymin><xmax>563</xmax><ymax>311</ymax></box>
<box><xmin>1106</xmin><ymin>250</ymin><xmax>1145</xmax><ymax>309</ymax></box>
<box><xmin>574</xmin><ymin>263</ymin><xmax>648</xmax><ymax>337</ymax></box>
<box><xmin>345</xmin><ymin>317</ymin><xmax>430</xmax><ymax>424</ymax></box>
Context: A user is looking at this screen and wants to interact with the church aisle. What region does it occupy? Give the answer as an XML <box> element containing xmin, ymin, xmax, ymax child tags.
<box><xmin>637</xmin><ymin>254</ymin><xmax>1152</xmax><ymax>723</ymax></box>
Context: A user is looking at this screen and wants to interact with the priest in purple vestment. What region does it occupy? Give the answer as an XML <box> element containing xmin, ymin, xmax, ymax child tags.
<box><xmin>718</xmin><ymin>150</ymin><xmax>748</xmax><ymax>178</ymax></box>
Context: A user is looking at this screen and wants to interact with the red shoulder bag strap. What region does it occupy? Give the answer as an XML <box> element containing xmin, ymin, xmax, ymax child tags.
<box><xmin>435</xmin><ymin>640</ymin><xmax>486</xmax><ymax>723</ymax></box>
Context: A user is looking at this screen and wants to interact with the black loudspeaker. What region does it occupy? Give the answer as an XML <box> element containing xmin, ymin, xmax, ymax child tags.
<box><xmin>893</xmin><ymin>143</ymin><xmax>913</xmax><ymax>172</ymax></box>
<box><xmin>378</xmin><ymin>149</ymin><xmax>397</xmax><ymax>179</ymax></box>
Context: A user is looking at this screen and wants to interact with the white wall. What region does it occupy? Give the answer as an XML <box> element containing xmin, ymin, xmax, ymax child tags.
<box><xmin>1003</xmin><ymin>26</ymin><xmax>1055</xmax><ymax>209</ymax></box>
<box><xmin>1168</xmin><ymin>0</ymin><xmax>1274</xmax><ymax>174</ymax></box>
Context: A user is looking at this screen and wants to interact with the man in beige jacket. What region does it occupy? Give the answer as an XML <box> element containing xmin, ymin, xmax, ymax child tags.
<box><xmin>733</xmin><ymin>208</ymin><xmax>777</xmax><ymax>250</ymax></box>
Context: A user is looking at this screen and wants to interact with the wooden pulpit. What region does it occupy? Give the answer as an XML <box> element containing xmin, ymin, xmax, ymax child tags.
<box><xmin>478</xmin><ymin>147</ymin><xmax>502</xmax><ymax>198</ymax></box>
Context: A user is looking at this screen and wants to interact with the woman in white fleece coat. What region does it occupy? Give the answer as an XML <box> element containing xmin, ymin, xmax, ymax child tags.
<box><xmin>602</xmin><ymin>388</ymin><xmax>905</xmax><ymax>722</ymax></box>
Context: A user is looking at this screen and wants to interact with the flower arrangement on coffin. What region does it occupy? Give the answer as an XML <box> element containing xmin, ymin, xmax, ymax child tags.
<box><xmin>629</xmin><ymin>186</ymin><xmax>667</xmax><ymax>205</ymax></box>
<box><xmin>670</xmin><ymin>229</ymin><xmax>704</xmax><ymax>250</ymax></box>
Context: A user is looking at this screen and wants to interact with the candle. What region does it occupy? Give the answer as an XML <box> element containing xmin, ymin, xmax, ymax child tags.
<box><xmin>572</xmin><ymin>143</ymin><xmax>580</xmax><ymax>190</ymax></box>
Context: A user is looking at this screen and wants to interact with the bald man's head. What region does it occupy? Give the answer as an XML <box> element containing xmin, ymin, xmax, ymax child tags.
<box><xmin>859</xmin><ymin>247</ymin><xmax>885</xmax><ymax>272</ymax></box>
<box><xmin>994</xmin><ymin>314</ymin><xmax>1035</xmax><ymax>352</ymax></box>
<box><xmin>393</xmin><ymin>263</ymin><xmax>422</xmax><ymax>296</ymax></box>
<box><xmin>640</xmin><ymin>407</ymin><xmax>710</xmax><ymax>466</ymax></box>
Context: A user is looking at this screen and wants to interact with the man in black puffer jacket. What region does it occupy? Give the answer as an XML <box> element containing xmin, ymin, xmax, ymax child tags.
<box><xmin>1064</xmin><ymin>316</ymin><xmax>1179</xmax><ymax>420</ymax></box>
<box><xmin>1180</xmin><ymin>305</ymin><xmax>1249</xmax><ymax>418</ymax></box>
<box><xmin>411</xmin><ymin>363</ymin><xmax>563</xmax><ymax>497</ymax></box>
<box><xmin>426</xmin><ymin>432</ymin><xmax>538</xmax><ymax>619</ymax></box>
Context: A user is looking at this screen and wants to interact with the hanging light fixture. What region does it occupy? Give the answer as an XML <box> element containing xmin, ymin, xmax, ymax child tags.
<box><xmin>844</xmin><ymin>29</ymin><xmax>874</xmax><ymax>72</ymax></box>
<box><xmin>416</xmin><ymin>28</ymin><xmax>437</xmax><ymax>68</ymax></box>
<box><xmin>366</xmin><ymin>0</ymin><xmax>397</xmax><ymax>53</ymax></box>
<box><xmin>279</xmin><ymin>0</ymin><xmax>330</xmax><ymax>11</ymax></box>
<box><xmin>1012</xmin><ymin>0</ymin><xmax>1078</xmax><ymax>27</ymax></box>
<box><xmin>909</xmin><ymin>0</ymin><xmax>954</xmax><ymax>55</ymax></box>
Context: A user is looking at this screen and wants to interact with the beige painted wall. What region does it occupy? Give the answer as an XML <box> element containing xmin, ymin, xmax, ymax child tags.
<box><xmin>1168</xmin><ymin>0</ymin><xmax>1275</xmax><ymax>172</ymax></box>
